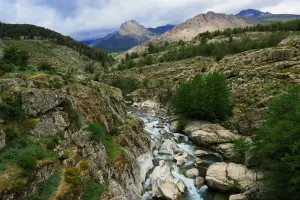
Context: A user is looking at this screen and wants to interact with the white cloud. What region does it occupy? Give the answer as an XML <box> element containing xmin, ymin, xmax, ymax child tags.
<box><xmin>0</xmin><ymin>0</ymin><xmax>298</xmax><ymax>40</ymax></box>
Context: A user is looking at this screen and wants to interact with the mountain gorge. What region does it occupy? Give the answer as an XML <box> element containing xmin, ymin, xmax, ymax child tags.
<box><xmin>1</xmin><ymin>7</ymin><xmax>300</xmax><ymax>200</ymax></box>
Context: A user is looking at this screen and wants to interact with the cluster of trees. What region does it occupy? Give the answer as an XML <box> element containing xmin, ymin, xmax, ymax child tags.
<box><xmin>160</xmin><ymin>31</ymin><xmax>287</xmax><ymax>62</ymax></box>
<box><xmin>0</xmin><ymin>23</ymin><xmax>114</xmax><ymax>64</ymax></box>
<box><xmin>196</xmin><ymin>19</ymin><xmax>300</xmax><ymax>40</ymax></box>
<box><xmin>254</xmin><ymin>85</ymin><xmax>300</xmax><ymax>200</ymax></box>
<box><xmin>118</xmin><ymin>31</ymin><xmax>287</xmax><ymax>70</ymax></box>
<box><xmin>172</xmin><ymin>72</ymin><xmax>231</xmax><ymax>122</ymax></box>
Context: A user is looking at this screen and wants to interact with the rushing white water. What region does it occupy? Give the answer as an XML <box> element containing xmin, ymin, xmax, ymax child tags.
<box><xmin>139</xmin><ymin>113</ymin><xmax>209</xmax><ymax>200</ymax></box>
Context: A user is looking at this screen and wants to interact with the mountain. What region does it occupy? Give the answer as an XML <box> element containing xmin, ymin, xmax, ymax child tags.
<box><xmin>89</xmin><ymin>20</ymin><xmax>158</xmax><ymax>52</ymax></box>
<box><xmin>147</xmin><ymin>24</ymin><xmax>175</xmax><ymax>34</ymax></box>
<box><xmin>157</xmin><ymin>11</ymin><xmax>248</xmax><ymax>41</ymax></box>
<box><xmin>236</xmin><ymin>9</ymin><xmax>300</xmax><ymax>22</ymax></box>
<box><xmin>236</xmin><ymin>9</ymin><xmax>270</xmax><ymax>18</ymax></box>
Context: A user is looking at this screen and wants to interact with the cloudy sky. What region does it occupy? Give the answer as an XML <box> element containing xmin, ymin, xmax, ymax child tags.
<box><xmin>0</xmin><ymin>0</ymin><xmax>299</xmax><ymax>40</ymax></box>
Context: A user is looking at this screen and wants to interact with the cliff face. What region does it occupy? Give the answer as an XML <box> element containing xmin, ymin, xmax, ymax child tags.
<box><xmin>0</xmin><ymin>73</ymin><xmax>151</xmax><ymax>199</ymax></box>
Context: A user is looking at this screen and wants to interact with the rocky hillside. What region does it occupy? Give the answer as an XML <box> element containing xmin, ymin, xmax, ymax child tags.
<box><xmin>89</xmin><ymin>20</ymin><xmax>158</xmax><ymax>52</ymax></box>
<box><xmin>0</xmin><ymin>38</ymin><xmax>152</xmax><ymax>199</ymax></box>
<box><xmin>109</xmin><ymin>32</ymin><xmax>300</xmax><ymax>136</ymax></box>
<box><xmin>157</xmin><ymin>11</ymin><xmax>248</xmax><ymax>42</ymax></box>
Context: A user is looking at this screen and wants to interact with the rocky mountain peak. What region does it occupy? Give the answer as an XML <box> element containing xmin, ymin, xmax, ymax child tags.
<box><xmin>159</xmin><ymin>11</ymin><xmax>248</xmax><ymax>41</ymax></box>
<box><xmin>118</xmin><ymin>19</ymin><xmax>154</xmax><ymax>36</ymax></box>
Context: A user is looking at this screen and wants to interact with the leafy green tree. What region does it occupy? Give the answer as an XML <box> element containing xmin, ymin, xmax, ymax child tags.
<box><xmin>254</xmin><ymin>85</ymin><xmax>300</xmax><ymax>200</ymax></box>
<box><xmin>172</xmin><ymin>72</ymin><xmax>231</xmax><ymax>122</ymax></box>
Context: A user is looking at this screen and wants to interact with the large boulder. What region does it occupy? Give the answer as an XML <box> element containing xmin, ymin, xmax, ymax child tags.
<box><xmin>183</xmin><ymin>121</ymin><xmax>239</xmax><ymax>146</ymax></box>
<box><xmin>186</xmin><ymin>168</ymin><xmax>199</xmax><ymax>179</ymax></box>
<box><xmin>150</xmin><ymin>161</ymin><xmax>186</xmax><ymax>200</ymax></box>
<box><xmin>159</xmin><ymin>139</ymin><xmax>180</xmax><ymax>155</ymax></box>
<box><xmin>173</xmin><ymin>152</ymin><xmax>193</xmax><ymax>167</ymax></box>
<box><xmin>206</xmin><ymin>162</ymin><xmax>261</xmax><ymax>192</ymax></box>
<box><xmin>30</xmin><ymin>111</ymin><xmax>69</xmax><ymax>137</ymax></box>
<box><xmin>22</xmin><ymin>89</ymin><xmax>65</xmax><ymax>116</ymax></box>
<box><xmin>211</xmin><ymin>143</ymin><xmax>235</xmax><ymax>159</ymax></box>
<box><xmin>229</xmin><ymin>193</ymin><xmax>247</xmax><ymax>200</ymax></box>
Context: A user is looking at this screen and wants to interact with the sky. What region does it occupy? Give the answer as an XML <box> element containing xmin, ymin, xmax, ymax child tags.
<box><xmin>0</xmin><ymin>0</ymin><xmax>299</xmax><ymax>40</ymax></box>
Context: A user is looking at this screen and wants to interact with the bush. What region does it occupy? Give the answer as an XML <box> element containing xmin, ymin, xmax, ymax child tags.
<box><xmin>172</xmin><ymin>72</ymin><xmax>231</xmax><ymax>122</ymax></box>
<box><xmin>81</xmin><ymin>179</ymin><xmax>108</xmax><ymax>200</ymax></box>
<box><xmin>88</xmin><ymin>122</ymin><xmax>104</xmax><ymax>141</ymax></box>
<box><xmin>64</xmin><ymin>167</ymin><xmax>81</xmax><ymax>185</ymax></box>
<box><xmin>17</xmin><ymin>152</ymin><xmax>37</xmax><ymax>172</ymax></box>
<box><xmin>3</xmin><ymin>45</ymin><xmax>29</xmax><ymax>66</ymax></box>
<box><xmin>110</xmin><ymin>77</ymin><xmax>139</xmax><ymax>95</ymax></box>
<box><xmin>176</xmin><ymin>117</ymin><xmax>187</xmax><ymax>132</ymax></box>
<box><xmin>38</xmin><ymin>62</ymin><xmax>54</xmax><ymax>72</ymax></box>
<box><xmin>61</xmin><ymin>99</ymin><xmax>80</xmax><ymax>129</ymax></box>
<box><xmin>85</xmin><ymin>63</ymin><xmax>95</xmax><ymax>73</ymax></box>
<box><xmin>254</xmin><ymin>85</ymin><xmax>300</xmax><ymax>200</ymax></box>
<box><xmin>232</xmin><ymin>138</ymin><xmax>250</xmax><ymax>163</ymax></box>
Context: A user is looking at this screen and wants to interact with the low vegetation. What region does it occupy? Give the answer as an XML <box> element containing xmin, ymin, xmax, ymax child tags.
<box><xmin>88</xmin><ymin>122</ymin><xmax>104</xmax><ymax>141</ymax></box>
<box><xmin>116</xmin><ymin>19</ymin><xmax>298</xmax><ymax>71</ymax></box>
<box><xmin>172</xmin><ymin>72</ymin><xmax>231</xmax><ymax>122</ymax></box>
<box><xmin>0</xmin><ymin>22</ymin><xmax>114</xmax><ymax>64</ymax></box>
<box><xmin>254</xmin><ymin>85</ymin><xmax>300</xmax><ymax>200</ymax></box>
<box><xmin>27</xmin><ymin>171</ymin><xmax>60</xmax><ymax>200</ymax></box>
<box><xmin>81</xmin><ymin>179</ymin><xmax>108</xmax><ymax>200</ymax></box>
<box><xmin>109</xmin><ymin>76</ymin><xmax>140</xmax><ymax>95</ymax></box>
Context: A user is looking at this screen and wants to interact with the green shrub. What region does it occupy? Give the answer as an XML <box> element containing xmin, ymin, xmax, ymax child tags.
<box><xmin>103</xmin><ymin>136</ymin><xmax>121</xmax><ymax>161</ymax></box>
<box><xmin>81</xmin><ymin>179</ymin><xmax>108</xmax><ymax>200</ymax></box>
<box><xmin>85</xmin><ymin>63</ymin><xmax>95</xmax><ymax>73</ymax></box>
<box><xmin>88</xmin><ymin>122</ymin><xmax>104</xmax><ymax>141</ymax></box>
<box><xmin>110</xmin><ymin>76</ymin><xmax>139</xmax><ymax>95</ymax></box>
<box><xmin>232</xmin><ymin>138</ymin><xmax>251</xmax><ymax>164</ymax></box>
<box><xmin>5</xmin><ymin>126</ymin><xmax>20</xmax><ymax>143</ymax></box>
<box><xmin>254</xmin><ymin>85</ymin><xmax>300</xmax><ymax>200</ymax></box>
<box><xmin>176</xmin><ymin>117</ymin><xmax>187</xmax><ymax>132</ymax></box>
<box><xmin>3</xmin><ymin>45</ymin><xmax>29</xmax><ymax>66</ymax></box>
<box><xmin>17</xmin><ymin>151</ymin><xmax>37</xmax><ymax>172</ymax></box>
<box><xmin>64</xmin><ymin>167</ymin><xmax>81</xmax><ymax>185</ymax></box>
<box><xmin>0</xmin><ymin>94</ymin><xmax>25</xmax><ymax>120</ymax></box>
<box><xmin>172</xmin><ymin>72</ymin><xmax>232</xmax><ymax>122</ymax></box>
<box><xmin>38</xmin><ymin>62</ymin><xmax>54</xmax><ymax>72</ymax></box>
<box><xmin>61</xmin><ymin>99</ymin><xmax>80</xmax><ymax>129</ymax></box>
<box><xmin>46</xmin><ymin>140</ymin><xmax>57</xmax><ymax>150</ymax></box>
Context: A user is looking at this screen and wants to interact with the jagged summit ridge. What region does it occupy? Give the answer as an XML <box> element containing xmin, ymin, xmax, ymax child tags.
<box><xmin>158</xmin><ymin>11</ymin><xmax>248</xmax><ymax>41</ymax></box>
<box><xmin>118</xmin><ymin>19</ymin><xmax>155</xmax><ymax>36</ymax></box>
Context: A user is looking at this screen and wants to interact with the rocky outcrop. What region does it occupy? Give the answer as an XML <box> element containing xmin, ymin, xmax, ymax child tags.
<box><xmin>206</xmin><ymin>162</ymin><xmax>262</xmax><ymax>192</ymax></box>
<box><xmin>150</xmin><ymin>161</ymin><xmax>186</xmax><ymax>200</ymax></box>
<box><xmin>30</xmin><ymin>111</ymin><xmax>69</xmax><ymax>136</ymax></box>
<box><xmin>184</xmin><ymin>121</ymin><xmax>239</xmax><ymax>146</ymax></box>
<box><xmin>158</xmin><ymin>11</ymin><xmax>248</xmax><ymax>42</ymax></box>
<box><xmin>0</xmin><ymin>162</ymin><xmax>57</xmax><ymax>200</ymax></box>
<box><xmin>22</xmin><ymin>89</ymin><xmax>65</xmax><ymax>116</ymax></box>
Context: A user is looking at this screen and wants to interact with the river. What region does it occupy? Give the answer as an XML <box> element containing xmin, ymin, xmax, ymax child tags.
<box><xmin>132</xmin><ymin>109</ymin><xmax>220</xmax><ymax>200</ymax></box>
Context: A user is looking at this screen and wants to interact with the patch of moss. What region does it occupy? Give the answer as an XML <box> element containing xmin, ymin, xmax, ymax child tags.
<box><xmin>80</xmin><ymin>161</ymin><xmax>89</xmax><ymax>171</ymax></box>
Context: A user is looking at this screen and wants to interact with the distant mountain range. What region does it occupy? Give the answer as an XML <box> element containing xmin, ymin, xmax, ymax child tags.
<box><xmin>84</xmin><ymin>21</ymin><xmax>174</xmax><ymax>52</ymax></box>
<box><xmin>236</xmin><ymin>9</ymin><xmax>300</xmax><ymax>23</ymax></box>
<box><xmin>84</xmin><ymin>9</ymin><xmax>300</xmax><ymax>53</ymax></box>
